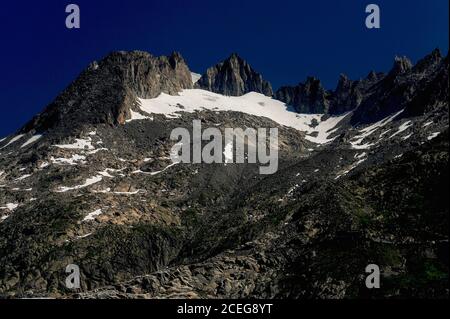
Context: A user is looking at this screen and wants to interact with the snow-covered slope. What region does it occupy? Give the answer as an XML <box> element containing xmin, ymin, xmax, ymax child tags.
<box><xmin>138</xmin><ymin>89</ymin><xmax>349</xmax><ymax>144</ymax></box>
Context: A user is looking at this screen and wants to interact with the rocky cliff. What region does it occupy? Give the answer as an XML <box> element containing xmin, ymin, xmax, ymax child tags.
<box><xmin>274</xmin><ymin>49</ymin><xmax>448</xmax><ymax>125</ymax></box>
<box><xmin>20</xmin><ymin>51</ymin><xmax>193</xmax><ymax>134</ymax></box>
<box><xmin>195</xmin><ymin>53</ymin><xmax>273</xmax><ymax>97</ymax></box>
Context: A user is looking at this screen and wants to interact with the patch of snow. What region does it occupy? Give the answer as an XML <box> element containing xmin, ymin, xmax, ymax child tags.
<box><xmin>76</xmin><ymin>233</ymin><xmax>93</xmax><ymax>239</ymax></box>
<box><xmin>51</xmin><ymin>154</ymin><xmax>86</xmax><ymax>165</ymax></box>
<box><xmin>21</xmin><ymin>135</ymin><xmax>43</xmax><ymax>148</ymax></box>
<box><xmin>56</xmin><ymin>175</ymin><xmax>103</xmax><ymax>193</ymax></box>
<box><xmin>191</xmin><ymin>72</ymin><xmax>202</xmax><ymax>84</ymax></box>
<box><xmin>15</xmin><ymin>174</ymin><xmax>31</xmax><ymax>181</ymax></box>
<box><xmin>305</xmin><ymin>114</ymin><xmax>349</xmax><ymax>144</ymax></box>
<box><xmin>39</xmin><ymin>162</ymin><xmax>50</xmax><ymax>169</ymax></box>
<box><xmin>287</xmin><ymin>184</ymin><xmax>300</xmax><ymax>196</ymax></box>
<box><xmin>423</xmin><ymin>121</ymin><xmax>433</xmax><ymax>127</ymax></box>
<box><xmin>379</xmin><ymin>129</ymin><xmax>391</xmax><ymax>138</ymax></box>
<box><xmin>92</xmin><ymin>188</ymin><xmax>111</xmax><ymax>193</ymax></box>
<box><xmin>87</xmin><ymin>148</ymin><xmax>109</xmax><ymax>155</ymax></box>
<box><xmin>1</xmin><ymin>134</ymin><xmax>25</xmax><ymax>149</ymax></box>
<box><xmin>427</xmin><ymin>132</ymin><xmax>441</xmax><ymax>140</ymax></box>
<box><xmin>138</xmin><ymin>89</ymin><xmax>348</xmax><ymax>144</ymax></box>
<box><xmin>0</xmin><ymin>203</ymin><xmax>19</xmax><ymax>211</ymax></box>
<box><xmin>354</xmin><ymin>152</ymin><xmax>367</xmax><ymax>159</ymax></box>
<box><xmin>54</xmin><ymin>138</ymin><xmax>94</xmax><ymax>150</ymax></box>
<box><xmin>389</xmin><ymin>121</ymin><xmax>412</xmax><ymax>139</ymax></box>
<box><xmin>335</xmin><ymin>158</ymin><xmax>366</xmax><ymax>180</ymax></box>
<box><xmin>350</xmin><ymin>109</ymin><xmax>404</xmax><ymax>149</ymax></box>
<box><xmin>113</xmin><ymin>190</ymin><xmax>142</xmax><ymax>195</ymax></box>
<box><xmin>132</xmin><ymin>162</ymin><xmax>178</xmax><ymax>176</ymax></box>
<box><xmin>97</xmin><ymin>169</ymin><xmax>116</xmax><ymax>178</ymax></box>
<box><xmin>82</xmin><ymin>209</ymin><xmax>103</xmax><ymax>222</ymax></box>
<box><xmin>126</xmin><ymin>110</ymin><xmax>153</xmax><ymax>123</ymax></box>
<box><xmin>402</xmin><ymin>133</ymin><xmax>413</xmax><ymax>140</ymax></box>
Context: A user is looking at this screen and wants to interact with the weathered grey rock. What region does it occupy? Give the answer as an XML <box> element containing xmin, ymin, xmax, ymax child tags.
<box><xmin>275</xmin><ymin>77</ymin><xmax>331</xmax><ymax>113</ymax></box>
<box><xmin>274</xmin><ymin>49</ymin><xmax>447</xmax><ymax>125</ymax></box>
<box><xmin>351</xmin><ymin>49</ymin><xmax>448</xmax><ymax>124</ymax></box>
<box><xmin>328</xmin><ymin>72</ymin><xmax>383</xmax><ymax>115</ymax></box>
<box><xmin>20</xmin><ymin>51</ymin><xmax>193</xmax><ymax>134</ymax></box>
<box><xmin>195</xmin><ymin>53</ymin><xmax>273</xmax><ymax>97</ymax></box>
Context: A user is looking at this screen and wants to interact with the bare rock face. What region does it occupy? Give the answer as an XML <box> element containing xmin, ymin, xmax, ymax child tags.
<box><xmin>390</xmin><ymin>55</ymin><xmax>413</xmax><ymax>75</ymax></box>
<box><xmin>20</xmin><ymin>51</ymin><xmax>193</xmax><ymax>134</ymax></box>
<box><xmin>195</xmin><ymin>53</ymin><xmax>273</xmax><ymax>97</ymax></box>
<box><xmin>351</xmin><ymin>49</ymin><xmax>448</xmax><ymax>125</ymax></box>
<box><xmin>328</xmin><ymin>72</ymin><xmax>384</xmax><ymax>115</ymax></box>
<box><xmin>275</xmin><ymin>49</ymin><xmax>447</xmax><ymax>123</ymax></box>
<box><xmin>102</xmin><ymin>51</ymin><xmax>193</xmax><ymax>99</ymax></box>
<box><xmin>275</xmin><ymin>77</ymin><xmax>331</xmax><ymax>113</ymax></box>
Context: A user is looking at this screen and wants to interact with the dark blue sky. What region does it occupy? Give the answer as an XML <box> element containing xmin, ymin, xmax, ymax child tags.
<box><xmin>0</xmin><ymin>0</ymin><xmax>448</xmax><ymax>136</ymax></box>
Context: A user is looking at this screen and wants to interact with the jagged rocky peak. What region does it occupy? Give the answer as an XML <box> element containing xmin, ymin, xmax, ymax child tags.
<box><xmin>351</xmin><ymin>50</ymin><xmax>449</xmax><ymax>125</ymax></box>
<box><xmin>412</xmin><ymin>48</ymin><xmax>443</xmax><ymax>74</ymax></box>
<box><xmin>99</xmin><ymin>50</ymin><xmax>193</xmax><ymax>98</ymax></box>
<box><xmin>366</xmin><ymin>70</ymin><xmax>384</xmax><ymax>82</ymax></box>
<box><xmin>335</xmin><ymin>73</ymin><xmax>353</xmax><ymax>96</ymax></box>
<box><xmin>328</xmin><ymin>71</ymin><xmax>384</xmax><ymax>115</ymax></box>
<box><xmin>20</xmin><ymin>51</ymin><xmax>193</xmax><ymax>134</ymax></box>
<box><xmin>275</xmin><ymin>76</ymin><xmax>330</xmax><ymax>114</ymax></box>
<box><xmin>389</xmin><ymin>55</ymin><xmax>413</xmax><ymax>76</ymax></box>
<box><xmin>328</xmin><ymin>74</ymin><xmax>359</xmax><ymax>115</ymax></box>
<box><xmin>195</xmin><ymin>53</ymin><xmax>273</xmax><ymax>97</ymax></box>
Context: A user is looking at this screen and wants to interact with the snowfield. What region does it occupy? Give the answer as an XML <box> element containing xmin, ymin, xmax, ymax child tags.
<box><xmin>138</xmin><ymin>89</ymin><xmax>349</xmax><ymax>145</ymax></box>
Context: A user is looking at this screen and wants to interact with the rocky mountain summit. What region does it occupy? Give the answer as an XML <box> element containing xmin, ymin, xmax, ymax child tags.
<box><xmin>195</xmin><ymin>53</ymin><xmax>273</xmax><ymax>97</ymax></box>
<box><xmin>20</xmin><ymin>51</ymin><xmax>193</xmax><ymax>134</ymax></box>
<box><xmin>0</xmin><ymin>49</ymin><xmax>448</xmax><ymax>299</ymax></box>
<box><xmin>274</xmin><ymin>49</ymin><xmax>448</xmax><ymax>126</ymax></box>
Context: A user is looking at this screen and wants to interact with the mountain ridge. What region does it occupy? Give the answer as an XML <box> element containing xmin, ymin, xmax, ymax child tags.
<box><xmin>13</xmin><ymin>48</ymin><xmax>448</xmax><ymax>139</ymax></box>
<box><xmin>0</xmin><ymin>48</ymin><xmax>448</xmax><ymax>299</ymax></box>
